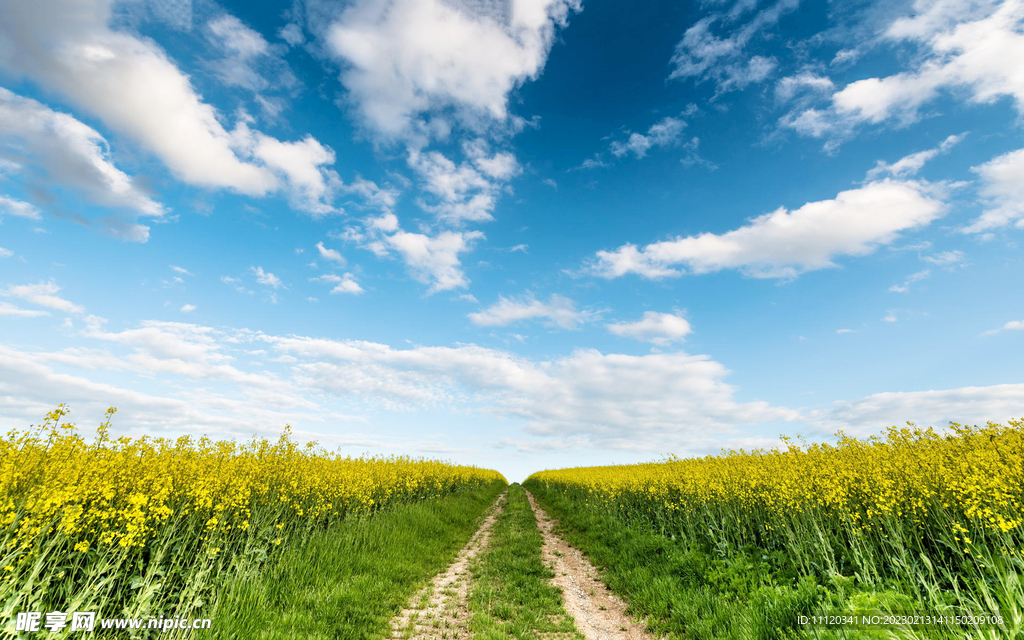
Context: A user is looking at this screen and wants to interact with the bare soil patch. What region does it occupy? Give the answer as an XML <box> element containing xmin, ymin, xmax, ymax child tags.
<box><xmin>389</xmin><ymin>492</ymin><xmax>506</xmax><ymax>639</ymax></box>
<box><xmin>526</xmin><ymin>491</ymin><xmax>655</xmax><ymax>640</ymax></box>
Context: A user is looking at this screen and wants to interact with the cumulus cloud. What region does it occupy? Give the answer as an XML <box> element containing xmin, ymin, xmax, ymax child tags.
<box><xmin>469</xmin><ymin>294</ymin><xmax>594</xmax><ymax>330</ymax></box>
<box><xmin>180</xmin><ymin>304</ymin><xmax>196</xmax><ymax>313</ymax></box>
<box><xmin>811</xmin><ymin>382</ymin><xmax>1024</xmax><ymax>436</ymax></box>
<box><xmin>312</xmin><ymin>273</ymin><xmax>364</xmax><ymax>295</ymax></box>
<box><xmin>249</xmin><ymin>132</ymin><xmax>343</xmax><ymax>216</ymax></box>
<box><xmin>0</xmin><ymin>280</ymin><xmax>85</xmax><ymax>314</ymax></box>
<box><xmin>326</xmin><ymin>0</ymin><xmax>580</xmax><ymax>142</ymax></box>
<box><xmin>1</xmin><ymin>314</ymin><xmax>1020</xmax><ymax>455</ymax></box>
<box><xmin>0</xmin><ymin>88</ymin><xmax>164</xmax><ymax>240</ymax></box>
<box><xmin>865</xmin><ymin>133</ymin><xmax>966</xmax><ymax>180</ymax></box>
<box><xmin>264</xmin><ymin>334</ymin><xmax>799</xmax><ymax>445</ymax></box>
<box><xmin>607</xmin><ymin>311</ymin><xmax>692</xmax><ymax>345</ymax></box>
<box><xmin>982</xmin><ymin>319</ymin><xmax>1024</xmax><ymax>335</ymax></box>
<box><xmin>0</xmin><ymin>194</ymin><xmax>41</xmax><ymax>220</ymax></box>
<box><xmin>316</xmin><ymin>241</ymin><xmax>346</xmax><ymax>265</ymax></box>
<box><xmin>785</xmin><ymin>0</ymin><xmax>1024</xmax><ymax>140</ymax></box>
<box><xmin>408</xmin><ymin>143</ymin><xmax>520</xmax><ymax>224</ymax></box>
<box><xmin>321</xmin><ymin>0</ymin><xmax>578</xmax><ymax>281</ymax></box>
<box><xmin>586</xmin><ymin>179</ymin><xmax>945</xmax><ymax>280</ymax></box>
<box><xmin>0</xmin><ymin>310</ymin><xmax>805</xmax><ymax>453</ymax></box>
<box><xmin>0</xmin><ymin>301</ymin><xmax>50</xmax><ymax>317</ymax></box>
<box><xmin>775</xmin><ymin>72</ymin><xmax>835</xmax><ymax>103</ymax></box>
<box><xmin>0</xmin><ymin>0</ymin><xmax>349</xmax><ymax>218</ymax></box>
<box><xmin>205</xmin><ymin>14</ymin><xmax>296</xmax><ymax>99</ymax></box>
<box><xmin>670</xmin><ymin>0</ymin><xmax>798</xmax><ymax>93</ymax></box>
<box><xmin>609</xmin><ymin>117</ymin><xmax>688</xmax><ymax>159</ymax></box>
<box><xmin>921</xmin><ymin>249</ymin><xmax>965</xmax><ymax>267</ymax></box>
<box><xmin>249</xmin><ymin>266</ymin><xmax>282</xmax><ymax>288</ymax></box>
<box><xmin>0</xmin><ymin>0</ymin><xmax>275</xmax><ymax>193</ymax></box>
<box><xmin>385</xmin><ymin>229</ymin><xmax>484</xmax><ymax>293</ymax></box>
<box><xmin>964</xmin><ymin>146</ymin><xmax>1024</xmax><ymax>232</ymax></box>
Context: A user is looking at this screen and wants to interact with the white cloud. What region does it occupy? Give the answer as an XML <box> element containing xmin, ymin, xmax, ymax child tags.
<box><xmin>609</xmin><ymin>117</ymin><xmax>687</xmax><ymax>159</ymax></box>
<box><xmin>0</xmin><ymin>0</ymin><xmax>350</xmax><ymax>218</ymax></box>
<box><xmin>170</xmin><ymin>265</ymin><xmax>193</xmax><ymax>276</ymax></box>
<box><xmin>787</xmin><ymin>1</ymin><xmax>1024</xmax><ymax>140</ymax></box>
<box><xmin>341</xmin><ymin>177</ymin><xmax>400</xmax><ymax>215</ymax></box>
<box><xmin>964</xmin><ymin>146</ymin><xmax>1024</xmax><ymax>232</ymax></box>
<box><xmin>180</xmin><ymin>304</ymin><xmax>196</xmax><ymax>313</ymax></box>
<box><xmin>0</xmin><ymin>0</ymin><xmax>277</xmax><ymax>194</ymax></box>
<box><xmin>0</xmin><ymin>88</ymin><xmax>164</xmax><ymax>240</ymax></box>
<box><xmin>326</xmin><ymin>0</ymin><xmax>580</xmax><ymax>141</ymax></box>
<box><xmin>0</xmin><ymin>247</ymin><xmax>11</xmax><ymax>258</ymax></box>
<box><xmin>279</xmin><ymin>23</ymin><xmax>305</xmax><ymax>47</ymax></box>
<box><xmin>250</xmin><ymin>132</ymin><xmax>341</xmax><ymax>216</ymax></box>
<box><xmin>669</xmin><ymin>0</ymin><xmax>798</xmax><ymax>92</ymax></box>
<box><xmin>679</xmin><ymin>136</ymin><xmax>717</xmax><ymax>170</ymax></box>
<box><xmin>205</xmin><ymin>14</ymin><xmax>296</xmax><ymax>99</ymax></box>
<box><xmin>836</xmin><ymin>328</ymin><xmax>855</xmax><ymax>334</ymax></box>
<box><xmin>587</xmin><ymin>179</ymin><xmax>945</xmax><ymax>280</ymax></box>
<box><xmin>220</xmin><ymin>275</ymin><xmax>254</xmax><ymax>295</ymax></box>
<box><xmin>0</xmin><ymin>280</ymin><xmax>84</xmax><ymax>314</ymax></box>
<box><xmin>312</xmin><ymin>273</ymin><xmax>364</xmax><ymax>295</ymax></box>
<box><xmin>316</xmin><ymin>241</ymin><xmax>346</xmax><ymax>265</ymax></box>
<box><xmin>775</xmin><ymin>72</ymin><xmax>834</xmax><ymax>103</ymax></box>
<box><xmin>865</xmin><ymin>133</ymin><xmax>966</xmax><ymax>179</ymax></box>
<box><xmin>921</xmin><ymin>249</ymin><xmax>966</xmax><ymax>267</ymax></box>
<box><xmin>889</xmin><ymin>269</ymin><xmax>931</xmax><ymax>293</ymax></box>
<box><xmin>469</xmin><ymin>294</ymin><xmax>594</xmax><ymax>330</ymax></box>
<box><xmin>607</xmin><ymin>311</ymin><xmax>692</xmax><ymax>346</ymax></box>
<box><xmin>207</xmin><ymin>15</ymin><xmax>269</xmax><ymax>89</ymax></box>
<box><xmin>0</xmin><ymin>195</ymin><xmax>41</xmax><ymax>220</ymax></box>
<box><xmin>0</xmin><ymin>301</ymin><xmax>49</xmax><ymax>317</ymax></box>
<box><xmin>982</xmin><ymin>319</ymin><xmax>1024</xmax><ymax>335</ymax></box>
<box><xmin>249</xmin><ymin>266</ymin><xmax>282</xmax><ymax>288</ymax></box>
<box><xmin>717</xmin><ymin>55</ymin><xmax>777</xmax><ymax>92</ymax></box>
<box><xmin>265</xmin><ymin>335</ymin><xmax>798</xmax><ymax>446</ymax></box>
<box><xmin>407</xmin><ymin>145</ymin><xmax>520</xmax><ymax>224</ymax></box>
<box><xmin>4</xmin><ymin>313</ymin><xmax>1019</xmax><ymax>456</ymax></box>
<box><xmin>0</xmin><ymin>322</ymin><xmax>340</xmax><ymax>440</ymax></box>
<box><xmin>0</xmin><ymin>311</ymin><xmax>799</xmax><ymax>453</ymax></box>
<box><xmin>574</xmin><ymin>156</ymin><xmax>608</xmax><ymax>171</ymax></box>
<box><xmin>385</xmin><ymin>229</ymin><xmax>483</xmax><ymax>293</ymax></box>
<box><xmin>812</xmin><ymin>382</ymin><xmax>1024</xmax><ymax>437</ymax></box>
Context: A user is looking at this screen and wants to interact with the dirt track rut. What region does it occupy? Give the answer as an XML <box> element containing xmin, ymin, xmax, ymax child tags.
<box><xmin>527</xmin><ymin>490</ymin><xmax>655</xmax><ymax>640</ymax></box>
<box><xmin>389</xmin><ymin>493</ymin><xmax>505</xmax><ymax>639</ymax></box>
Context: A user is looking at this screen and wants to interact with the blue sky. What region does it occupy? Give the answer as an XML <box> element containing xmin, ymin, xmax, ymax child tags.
<box><xmin>1</xmin><ymin>0</ymin><xmax>1022</xmax><ymax>481</ymax></box>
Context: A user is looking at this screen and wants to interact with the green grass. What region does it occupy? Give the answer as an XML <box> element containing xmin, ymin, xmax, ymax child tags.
<box><xmin>524</xmin><ymin>482</ymin><xmax>910</xmax><ymax>640</ymax></box>
<box><xmin>201</xmin><ymin>480</ymin><xmax>505</xmax><ymax>640</ymax></box>
<box><xmin>468</xmin><ymin>484</ymin><xmax>582</xmax><ymax>640</ymax></box>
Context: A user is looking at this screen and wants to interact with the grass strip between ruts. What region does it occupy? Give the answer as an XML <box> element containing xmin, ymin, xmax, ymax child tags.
<box><xmin>201</xmin><ymin>480</ymin><xmax>506</xmax><ymax>640</ymax></box>
<box><xmin>468</xmin><ymin>484</ymin><xmax>583</xmax><ymax>640</ymax></box>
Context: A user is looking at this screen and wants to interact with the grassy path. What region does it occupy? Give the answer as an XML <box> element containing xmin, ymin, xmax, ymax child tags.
<box><xmin>467</xmin><ymin>484</ymin><xmax>583</xmax><ymax>640</ymax></box>
<box><xmin>389</xmin><ymin>492</ymin><xmax>506</xmax><ymax>639</ymax></box>
<box><xmin>202</xmin><ymin>482</ymin><xmax>505</xmax><ymax>640</ymax></box>
<box><xmin>526</xmin><ymin>491</ymin><xmax>654</xmax><ymax>640</ymax></box>
<box><xmin>525</xmin><ymin>481</ymin><xmax>841</xmax><ymax>640</ymax></box>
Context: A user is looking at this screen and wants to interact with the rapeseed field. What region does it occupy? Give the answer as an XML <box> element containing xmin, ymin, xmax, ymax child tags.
<box><xmin>526</xmin><ymin>420</ymin><xmax>1024</xmax><ymax>638</ymax></box>
<box><xmin>0</xmin><ymin>406</ymin><xmax>504</xmax><ymax>631</ymax></box>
